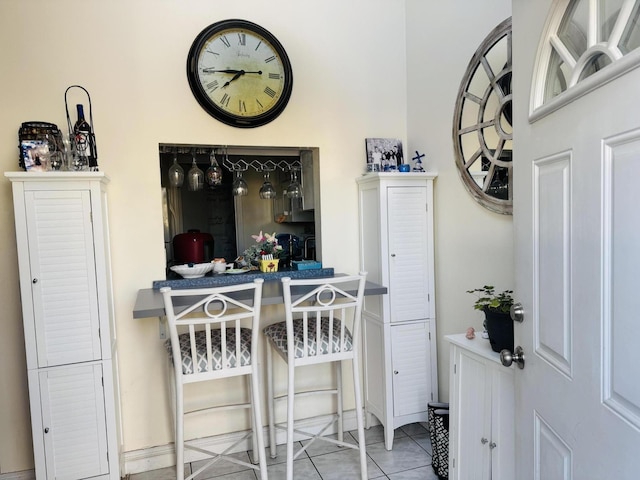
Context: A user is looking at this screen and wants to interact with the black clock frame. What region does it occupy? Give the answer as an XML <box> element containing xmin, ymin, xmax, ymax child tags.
<box><xmin>186</xmin><ymin>19</ymin><xmax>294</xmax><ymax>128</ymax></box>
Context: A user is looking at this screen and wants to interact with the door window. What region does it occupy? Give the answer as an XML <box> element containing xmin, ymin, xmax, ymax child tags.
<box><xmin>533</xmin><ymin>0</ymin><xmax>640</xmax><ymax>119</ymax></box>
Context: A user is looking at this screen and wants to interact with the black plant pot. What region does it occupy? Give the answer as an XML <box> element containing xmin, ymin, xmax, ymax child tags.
<box><xmin>483</xmin><ymin>308</ymin><xmax>513</xmax><ymax>353</ymax></box>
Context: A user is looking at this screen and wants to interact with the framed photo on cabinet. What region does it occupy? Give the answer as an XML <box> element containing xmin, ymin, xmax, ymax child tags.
<box><xmin>365</xmin><ymin>138</ymin><xmax>404</xmax><ymax>172</ymax></box>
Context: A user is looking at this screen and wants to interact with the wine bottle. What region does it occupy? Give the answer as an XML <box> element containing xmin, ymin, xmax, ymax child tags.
<box><xmin>73</xmin><ymin>104</ymin><xmax>98</xmax><ymax>170</ymax></box>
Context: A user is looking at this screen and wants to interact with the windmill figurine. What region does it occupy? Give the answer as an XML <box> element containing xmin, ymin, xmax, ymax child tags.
<box><xmin>412</xmin><ymin>150</ymin><xmax>426</xmax><ymax>172</ymax></box>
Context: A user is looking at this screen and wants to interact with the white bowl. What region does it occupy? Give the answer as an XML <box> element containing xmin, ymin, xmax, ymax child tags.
<box><xmin>170</xmin><ymin>263</ymin><xmax>214</xmax><ymax>279</ymax></box>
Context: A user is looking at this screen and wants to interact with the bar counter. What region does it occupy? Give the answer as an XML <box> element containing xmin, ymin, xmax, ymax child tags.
<box><xmin>133</xmin><ymin>271</ymin><xmax>387</xmax><ymax>319</ymax></box>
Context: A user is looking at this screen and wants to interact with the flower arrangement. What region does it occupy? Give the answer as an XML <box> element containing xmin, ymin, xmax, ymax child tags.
<box><xmin>243</xmin><ymin>231</ymin><xmax>283</xmax><ymax>264</ymax></box>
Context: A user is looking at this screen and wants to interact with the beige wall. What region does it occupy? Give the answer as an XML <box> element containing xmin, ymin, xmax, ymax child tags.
<box><xmin>406</xmin><ymin>0</ymin><xmax>514</xmax><ymax>400</ymax></box>
<box><xmin>0</xmin><ymin>0</ymin><xmax>513</xmax><ymax>474</ymax></box>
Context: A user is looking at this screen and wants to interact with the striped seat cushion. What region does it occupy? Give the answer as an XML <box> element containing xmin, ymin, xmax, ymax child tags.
<box><xmin>165</xmin><ymin>328</ymin><xmax>252</xmax><ymax>375</ymax></box>
<box><xmin>263</xmin><ymin>318</ymin><xmax>353</xmax><ymax>358</ymax></box>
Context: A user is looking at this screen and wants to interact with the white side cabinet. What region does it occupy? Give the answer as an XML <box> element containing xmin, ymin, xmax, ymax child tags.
<box><xmin>357</xmin><ymin>173</ymin><xmax>438</xmax><ymax>450</ymax></box>
<box><xmin>6</xmin><ymin>172</ymin><xmax>121</xmax><ymax>480</ymax></box>
<box><xmin>446</xmin><ymin>334</ymin><xmax>514</xmax><ymax>480</ymax></box>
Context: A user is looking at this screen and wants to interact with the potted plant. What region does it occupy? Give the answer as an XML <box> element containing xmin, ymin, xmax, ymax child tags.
<box><xmin>243</xmin><ymin>231</ymin><xmax>283</xmax><ymax>272</ymax></box>
<box><xmin>467</xmin><ymin>285</ymin><xmax>514</xmax><ymax>353</ymax></box>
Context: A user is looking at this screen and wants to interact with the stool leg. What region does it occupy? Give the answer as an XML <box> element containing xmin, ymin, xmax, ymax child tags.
<box><xmin>251</xmin><ymin>363</ymin><xmax>269</xmax><ymax>479</ymax></box>
<box><xmin>266</xmin><ymin>342</ymin><xmax>277</xmax><ymax>459</ymax></box>
<box><xmin>351</xmin><ymin>356</ymin><xmax>368</xmax><ymax>480</ymax></box>
<box><xmin>175</xmin><ymin>381</ymin><xmax>185</xmax><ymax>480</ymax></box>
<box><xmin>286</xmin><ymin>359</ymin><xmax>296</xmax><ymax>480</ymax></box>
<box><xmin>247</xmin><ymin>377</ymin><xmax>258</xmax><ymax>464</ymax></box>
<box><xmin>335</xmin><ymin>361</ymin><xmax>344</xmax><ymax>443</ymax></box>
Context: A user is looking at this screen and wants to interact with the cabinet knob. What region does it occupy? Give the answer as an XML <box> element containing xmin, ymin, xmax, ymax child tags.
<box><xmin>44</xmin><ymin>427</ymin><xmax>49</xmax><ymax>434</ymax></box>
<box><xmin>390</xmin><ymin>253</ymin><xmax>396</xmax><ymax>257</ymax></box>
<box><xmin>393</xmin><ymin>370</ymin><xmax>399</xmax><ymax>375</ymax></box>
<box><xmin>489</xmin><ymin>442</ymin><xmax>497</xmax><ymax>449</ymax></box>
<box><xmin>481</xmin><ymin>437</ymin><xmax>488</xmax><ymax>445</ymax></box>
<box><xmin>32</xmin><ymin>278</ymin><xmax>38</xmax><ymax>284</ymax></box>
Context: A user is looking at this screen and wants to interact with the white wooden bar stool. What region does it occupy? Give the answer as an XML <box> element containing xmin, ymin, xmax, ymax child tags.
<box><xmin>263</xmin><ymin>273</ymin><xmax>368</xmax><ymax>480</ymax></box>
<box><xmin>160</xmin><ymin>279</ymin><xmax>268</xmax><ymax>480</ymax></box>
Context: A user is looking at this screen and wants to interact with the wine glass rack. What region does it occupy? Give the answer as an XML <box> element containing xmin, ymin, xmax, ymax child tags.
<box><xmin>159</xmin><ymin>144</ymin><xmax>301</xmax><ymax>173</ymax></box>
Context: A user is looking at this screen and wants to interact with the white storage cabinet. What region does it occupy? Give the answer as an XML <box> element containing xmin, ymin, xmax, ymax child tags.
<box><xmin>356</xmin><ymin>173</ymin><xmax>438</xmax><ymax>450</ymax></box>
<box><xmin>446</xmin><ymin>334</ymin><xmax>515</xmax><ymax>480</ymax></box>
<box><xmin>6</xmin><ymin>172</ymin><xmax>121</xmax><ymax>480</ymax></box>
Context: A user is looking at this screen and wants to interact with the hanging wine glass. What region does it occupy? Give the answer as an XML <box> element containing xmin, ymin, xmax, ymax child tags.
<box><xmin>168</xmin><ymin>153</ymin><xmax>184</xmax><ymax>188</ymax></box>
<box><xmin>205</xmin><ymin>149</ymin><xmax>223</xmax><ymax>188</ymax></box>
<box><xmin>187</xmin><ymin>156</ymin><xmax>203</xmax><ymax>191</ymax></box>
<box><xmin>232</xmin><ymin>171</ymin><xmax>248</xmax><ymax>196</ymax></box>
<box><xmin>285</xmin><ymin>168</ymin><xmax>303</xmax><ymax>198</ymax></box>
<box><xmin>259</xmin><ymin>171</ymin><xmax>277</xmax><ymax>199</ymax></box>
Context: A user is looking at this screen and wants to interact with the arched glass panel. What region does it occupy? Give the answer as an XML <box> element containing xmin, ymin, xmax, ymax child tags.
<box><xmin>534</xmin><ymin>0</ymin><xmax>640</xmax><ymax>114</ymax></box>
<box><xmin>580</xmin><ymin>53</ymin><xmax>613</xmax><ymax>79</ymax></box>
<box><xmin>620</xmin><ymin>2</ymin><xmax>640</xmax><ymax>52</ymax></box>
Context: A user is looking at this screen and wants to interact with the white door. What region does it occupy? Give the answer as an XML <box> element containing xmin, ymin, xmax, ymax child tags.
<box><xmin>513</xmin><ymin>1</ymin><xmax>640</xmax><ymax>478</ymax></box>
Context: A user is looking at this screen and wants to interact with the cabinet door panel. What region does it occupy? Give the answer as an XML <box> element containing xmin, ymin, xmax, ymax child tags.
<box><xmin>25</xmin><ymin>190</ymin><xmax>102</xmax><ymax>367</ymax></box>
<box><xmin>391</xmin><ymin>322</ymin><xmax>430</xmax><ymax>416</ymax></box>
<box><xmin>456</xmin><ymin>350</ymin><xmax>491</xmax><ymax>480</ymax></box>
<box><xmin>40</xmin><ymin>363</ymin><xmax>109</xmax><ymax>480</ymax></box>
<box><xmin>387</xmin><ymin>187</ymin><xmax>430</xmax><ymax>322</ymax></box>
<box><xmin>491</xmin><ymin>367</ymin><xmax>515</xmax><ymax>479</ymax></box>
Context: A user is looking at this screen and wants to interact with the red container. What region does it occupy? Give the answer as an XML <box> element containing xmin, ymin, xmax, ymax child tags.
<box><xmin>173</xmin><ymin>230</ymin><xmax>214</xmax><ymax>264</ymax></box>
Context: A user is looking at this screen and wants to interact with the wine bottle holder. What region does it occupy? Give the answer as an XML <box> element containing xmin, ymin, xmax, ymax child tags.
<box><xmin>65</xmin><ymin>85</ymin><xmax>98</xmax><ymax>171</ymax></box>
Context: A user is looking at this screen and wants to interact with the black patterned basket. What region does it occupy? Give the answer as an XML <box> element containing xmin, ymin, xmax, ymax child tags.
<box><xmin>428</xmin><ymin>402</ymin><xmax>450</xmax><ymax>479</ymax></box>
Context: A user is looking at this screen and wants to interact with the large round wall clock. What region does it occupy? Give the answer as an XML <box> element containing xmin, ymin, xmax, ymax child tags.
<box><xmin>186</xmin><ymin>19</ymin><xmax>293</xmax><ymax>128</ymax></box>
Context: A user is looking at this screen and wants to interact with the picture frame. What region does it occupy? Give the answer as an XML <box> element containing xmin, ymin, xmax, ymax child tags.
<box><xmin>365</xmin><ymin>138</ymin><xmax>404</xmax><ymax>172</ymax></box>
<box><xmin>20</xmin><ymin>140</ymin><xmax>50</xmax><ymax>172</ymax></box>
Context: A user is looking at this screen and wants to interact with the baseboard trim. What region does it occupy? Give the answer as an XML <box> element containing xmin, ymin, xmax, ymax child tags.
<box><xmin>0</xmin><ymin>471</ymin><xmax>35</xmax><ymax>480</ymax></box>
<box><xmin>124</xmin><ymin>409</ymin><xmax>369</xmax><ymax>475</ymax></box>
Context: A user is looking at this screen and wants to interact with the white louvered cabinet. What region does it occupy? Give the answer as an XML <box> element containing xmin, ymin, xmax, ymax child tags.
<box><xmin>6</xmin><ymin>172</ymin><xmax>121</xmax><ymax>480</ymax></box>
<box><xmin>357</xmin><ymin>173</ymin><xmax>438</xmax><ymax>450</ymax></box>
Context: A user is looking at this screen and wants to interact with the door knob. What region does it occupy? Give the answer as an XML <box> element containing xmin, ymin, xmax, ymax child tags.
<box><xmin>500</xmin><ymin>346</ymin><xmax>525</xmax><ymax>369</ymax></box>
<box><xmin>510</xmin><ymin>302</ymin><xmax>524</xmax><ymax>322</ymax></box>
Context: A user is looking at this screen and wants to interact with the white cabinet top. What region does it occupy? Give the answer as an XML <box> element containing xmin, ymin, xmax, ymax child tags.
<box><xmin>5</xmin><ymin>171</ymin><xmax>110</xmax><ymax>184</ymax></box>
<box><xmin>356</xmin><ymin>171</ymin><xmax>437</xmax><ymax>186</ymax></box>
<box><xmin>446</xmin><ymin>333</ymin><xmax>503</xmax><ymax>365</ymax></box>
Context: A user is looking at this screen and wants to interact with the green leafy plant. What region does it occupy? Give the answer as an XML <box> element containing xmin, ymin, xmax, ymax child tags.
<box><xmin>467</xmin><ymin>285</ymin><xmax>513</xmax><ymax>313</ymax></box>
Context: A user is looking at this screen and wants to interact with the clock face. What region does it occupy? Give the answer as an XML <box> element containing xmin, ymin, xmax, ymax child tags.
<box><xmin>187</xmin><ymin>19</ymin><xmax>293</xmax><ymax>128</ymax></box>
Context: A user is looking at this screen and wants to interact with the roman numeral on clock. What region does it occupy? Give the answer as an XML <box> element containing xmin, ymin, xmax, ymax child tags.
<box><xmin>268</xmin><ymin>73</ymin><xmax>280</xmax><ymax>80</ymax></box>
<box><xmin>264</xmin><ymin>86</ymin><xmax>276</xmax><ymax>98</ymax></box>
<box><xmin>239</xmin><ymin>100</ymin><xmax>246</xmax><ymax>112</ymax></box>
<box><xmin>206</xmin><ymin>80</ymin><xmax>219</xmax><ymax>92</ymax></box>
<box><xmin>220</xmin><ymin>93</ymin><xmax>230</xmax><ymax>107</ymax></box>
<box><xmin>220</xmin><ymin>36</ymin><xmax>231</xmax><ymax>48</ymax></box>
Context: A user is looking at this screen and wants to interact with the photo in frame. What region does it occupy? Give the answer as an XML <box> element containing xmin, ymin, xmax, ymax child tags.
<box><xmin>365</xmin><ymin>138</ymin><xmax>404</xmax><ymax>172</ymax></box>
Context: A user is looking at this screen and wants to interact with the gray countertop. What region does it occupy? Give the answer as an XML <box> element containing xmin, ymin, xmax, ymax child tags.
<box><xmin>134</xmin><ymin>272</ymin><xmax>387</xmax><ymax>319</ymax></box>
<box><xmin>152</xmin><ymin>267</ymin><xmax>335</xmax><ymax>290</ymax></box>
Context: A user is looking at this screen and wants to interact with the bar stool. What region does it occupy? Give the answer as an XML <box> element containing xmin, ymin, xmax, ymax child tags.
<box><xmin>263</xmin><ymin>273</ymin><xmax>368</xmax><ymax>480</ymax></box>
<box><xmin>160</xmin><ymin>279</ymin><xmax>268</xmax><ymax>480</ymax></box>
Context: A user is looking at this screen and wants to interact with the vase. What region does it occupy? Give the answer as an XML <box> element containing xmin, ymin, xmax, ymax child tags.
<box><xmin>483</xmin><ymin>308</ymin><xmax>513</xmax><ymax>353</ymax></box>
<box><xmin>259</xmin><ymin>258</ymin><xmax>279</xmax><ymax>273</ymax></box>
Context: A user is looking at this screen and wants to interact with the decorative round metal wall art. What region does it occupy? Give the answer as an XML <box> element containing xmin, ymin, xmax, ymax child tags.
<box><xmin>453</xmin><ymin>17</ymin><xmax>513</xmax><ymax>215</ymax></box>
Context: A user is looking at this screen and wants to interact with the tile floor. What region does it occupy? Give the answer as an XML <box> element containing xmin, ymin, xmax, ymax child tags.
<box><xmin>129</xmin><ymin>423</ymin><xmax>440</xmax><ymax>480</ymax></box>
